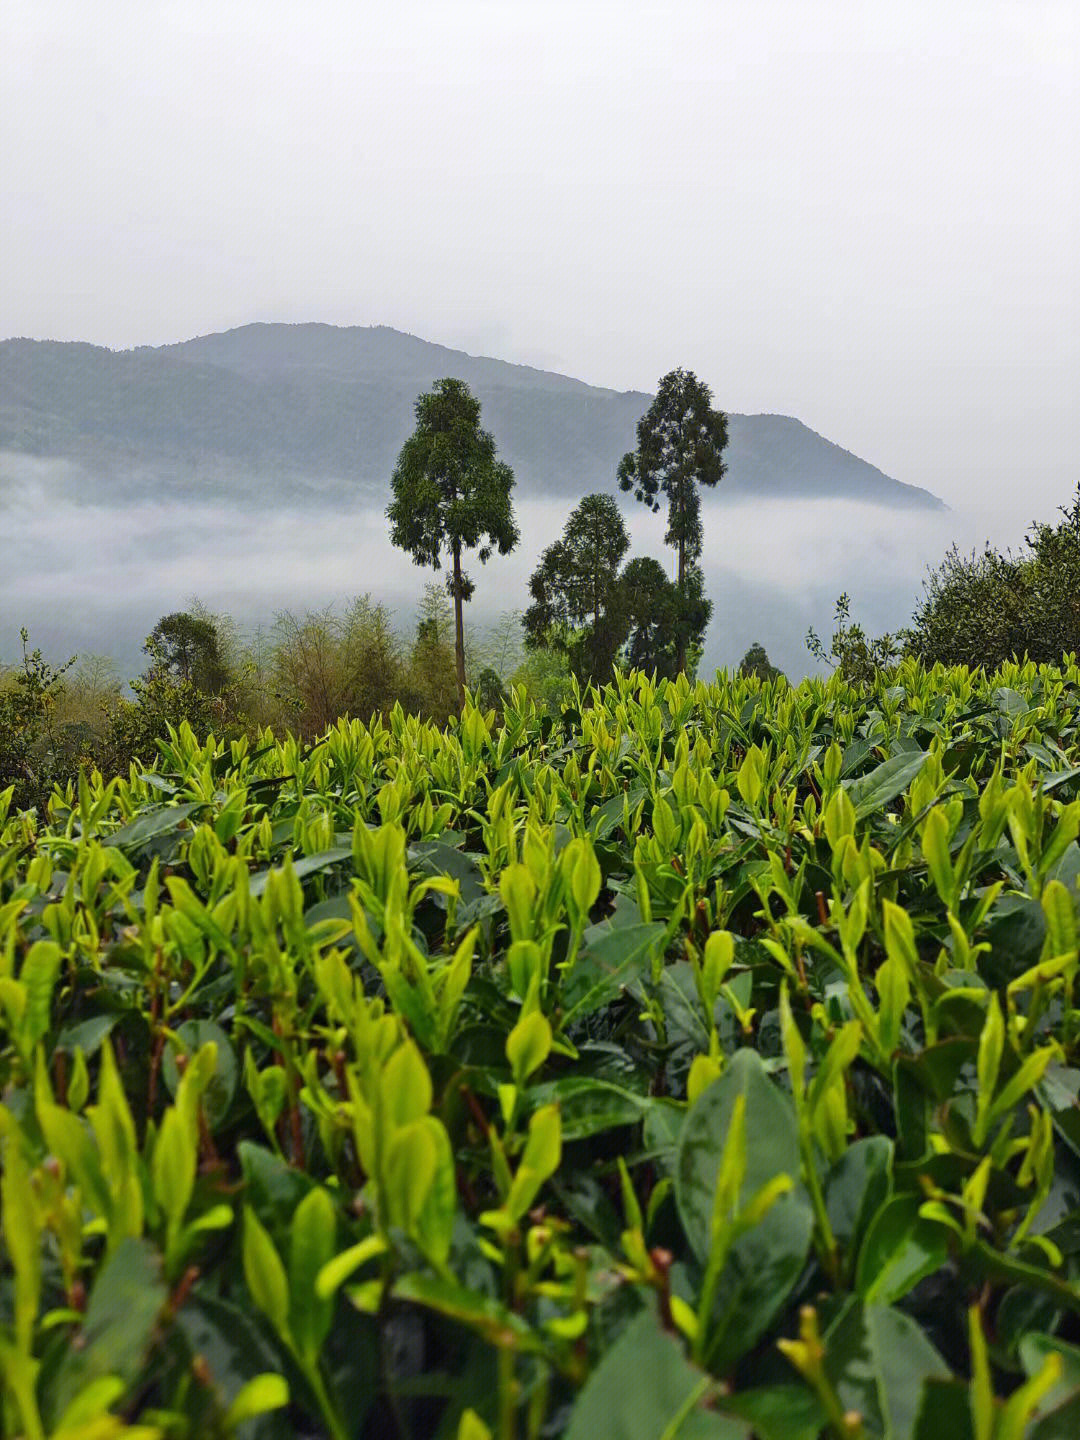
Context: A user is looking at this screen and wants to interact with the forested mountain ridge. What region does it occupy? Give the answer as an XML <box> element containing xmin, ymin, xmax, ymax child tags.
<box><xmin>0</xmin><ymin>325</ymin><xmax>944</xmax><ymax>509</ymax></box>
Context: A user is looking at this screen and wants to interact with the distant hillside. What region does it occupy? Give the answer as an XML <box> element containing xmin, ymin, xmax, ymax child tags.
<box><xmin>0</xmin><ymin>325</ymin><xmax>944</xmax><ymax>509</ymax></box>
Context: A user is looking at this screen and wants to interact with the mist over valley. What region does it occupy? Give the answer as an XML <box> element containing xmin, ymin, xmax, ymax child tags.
<box><xmin>0</xmin><ymin>321</ymin><xmax>1035</xmax><ymax>685</ymax></box>
<box><xmin>2</xmin><ymin>450</ymin><xmax>976</xmax><ymax>685</ymax></box>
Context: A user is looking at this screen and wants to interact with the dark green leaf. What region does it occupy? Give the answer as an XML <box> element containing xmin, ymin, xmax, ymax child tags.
<box><xmin>102</xmin><ymin>801</ymin><xmax>203</xmax><ymax>850</ymax></box>
<box><xmin>913</xmin><ymin>1379</ymin><xmax>975</xmax><ymax>1440</ymax></box>
<box><xmin>411</xmin><ymin>840</ymin><xmax>488</xmax><ymax>906</ymax></box>
<box><xmin>248</xmin><ymin>844</ymin><xmax>352</xmax><ymax>898</ymax></box>
<box><xmin>983</xmin><ymin>899</ymin><xmax>1047</xmax><ymax>988</ymax></box>
<box><xmin>825</xmin><ymin>1135</ymin><xmax>892</xmax><ymax>1255</ymax></box>
<box><xmin>564</xmin><ymin>1311</ymin><xmax>736</xmax><ymax>1440</ymax></box>
<box><xmin>49</xmin><ymin>1238</ymin><xmax>168</xmax><ymax>1425</ymax></box>
<box><xmin>527</xmin><ymin>1078</ymin><xmax>651</xmax><ymax>1141</ymax></box>
<box><xmin>239</xmin><ymin>1141</ymin><xmax>316</xmax><ymax>1235</ymax></box>
<box><xmin>560</xmin><ymin>923</ymin><xmax>665</xmax><ymax>1024</ymax></box>
<box><xmin>175</xmin><ymin>1294</ymin><xmax>294</xmax><ymax>1440</ymax></box>
<box><xmin>823</xmin><ymin>1299</ymin><xmax>951</xmax><ymax>1440</ymax></box>
<box><xmin>846</xmin><ymin>752</ymin><xmax>927</xmax><ymax>819</ymax></box>
<box><xmin>55</xmin><ymin>1013</ymin><xmax>120</xmax><ymax>1056</ymax></box>
<box><xmin>855</xmin><ymin>1195</ymin><xmax>950</xmax><ymax>1305</ymax></box>
<box><xmin>162</xmin><ymin>1019</ymin><xmax>238</xmax><ymax>1130</ymax></box>
<box><xmin>676</xmin><ymin>1048</ymin><xmax>812</xmax><ymax>1371</ymax></box>
<box><xmin>391</xmin><ymin>1273</ymin><xmax>540</xmax><ymax>1351</ymax></box>
<box><xmin>721</xmin><ymin>1385</ymin><xmax>827</xmax><ymax>1440</ymax></box>
<box><xmin>1019</xmin><ymin>1333</ymin><xmax>1080</xmax><ymax>1440</ymax></box>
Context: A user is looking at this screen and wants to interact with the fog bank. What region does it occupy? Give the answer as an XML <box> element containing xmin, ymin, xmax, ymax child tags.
<box><xmin>0</xmin><ymin>455</ymin><xmax>1041</xmax><ymax>682</ymax></box>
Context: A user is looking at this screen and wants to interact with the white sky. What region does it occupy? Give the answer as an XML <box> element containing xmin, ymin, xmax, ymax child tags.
<box><xmin>2</xmin><ymin>0</ymin><xmax>1077</xmax><ymax>525</ymax></box>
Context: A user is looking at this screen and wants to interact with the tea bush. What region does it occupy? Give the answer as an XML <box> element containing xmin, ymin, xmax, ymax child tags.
<box><xmin>3</xmin><ymin>659</ymin><xmax>1080</xmax><ymax>1437</ymax></box>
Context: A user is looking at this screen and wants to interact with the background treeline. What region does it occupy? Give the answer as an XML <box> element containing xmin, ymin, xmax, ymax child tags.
<box><xmin>0</xmin><ymin>587</ymin><xmax>568</xmax><ymax>813</ymax></box>
<box><xmin>4</xmin><ymin>484</ymin><xmax>1079</xmax><ymax>815</ymax></box>
<box><xmin>810</xmin><ymin>481</ymin><xmax>1080</xmax><ymax>682</ymax></box>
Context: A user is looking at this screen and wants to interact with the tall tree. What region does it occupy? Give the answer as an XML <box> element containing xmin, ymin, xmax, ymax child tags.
<box><xmin>387</xmin><ymin>378</ymin><xmax>518</xmax><ymax>709</ymax></box>
<box><xmin>738</xmin><ymin>642</ymin><xmax>782</xmax><ymax>682</ymax></box>
<box><xmin>523</xmin><ymin>494</ymin><xmax>630</xmax><ymax>685</ymax></box>
<box><xmin>617</xmin><ymin>556</ymin><xmax>713</xmax><ymax>680</ymax></box>
<box><xmin>144</xmin><ymin>612</ymin><xmax>228</xmax><ymax>694</ymax></box>
<box><xmin>618</xmin><ymin>369</ymin><xmax>728</xmax><ymax>672</ymax></box>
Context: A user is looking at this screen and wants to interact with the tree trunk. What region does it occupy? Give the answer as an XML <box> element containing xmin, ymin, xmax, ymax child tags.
<box><xmin>452</xmin><ymin>543</ymin><xmax>467</xmax><ymax>712</ymax></box>
<box><xmin>675</xmin><ymin>421</ymin><xmax>688</xmax><ymax>675</ymax></box>
<box><xmin>676</xmin><ymin>524</ymin><xmax>686</xmax><ymax>675</ymax></box>
<box><xmin>593</xmin><ymin>543</ymin><xmax>601</xmax><ymax>684</ymax></box>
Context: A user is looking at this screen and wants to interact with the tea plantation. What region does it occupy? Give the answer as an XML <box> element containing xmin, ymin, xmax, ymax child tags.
<box><xmin>4</xmin><ymin>661</ymin><xmax>1080</xmax><ymax>1438</ymax></box>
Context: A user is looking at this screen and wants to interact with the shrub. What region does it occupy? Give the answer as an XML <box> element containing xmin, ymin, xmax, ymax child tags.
<box><xmin>509</xmin><ymin>642</ymin><xmax>574</xmax><ymax>714</ymax></box>
<box><xmin>401</xmin><ymin>585</ymin><xmax>461</xmax><ymax>724</ymax></box>
<box><xmin>269</xmin><ymin>596</ymin><xmax>407</xmax><ymax>737</ymax></box>
<box><xmin>99</xmin><ymin>611</ymin><xmax>249</xmax><ymax>772</ymax></box>
<box><xmin>806</xmin><ymin>592</ymin><xmax>905</xmax><ymax>685</ymax></box>
<box><xmin>0</xmin><ymin>630</ymin><xmax>77</xmax><ymax>810</ymax></box>
<box><xmin>907</xmin><ymin>483</ymin><xmax>1080</xmax><ymax>669</ymax></box>
<box><xmin>100</xmin><ymin>668</ymin><xmax>247</xmax><ymax>774</ymax></box>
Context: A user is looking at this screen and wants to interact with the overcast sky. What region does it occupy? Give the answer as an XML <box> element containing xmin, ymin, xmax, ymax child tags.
<box><xmin>2</xmin><ymin>0</ymin><xmax>1077</xmax><ymax>526</ymax></box>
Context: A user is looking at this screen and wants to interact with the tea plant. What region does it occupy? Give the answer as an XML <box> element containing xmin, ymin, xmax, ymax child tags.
<box><xmin>3</xmin><ymin>657</ymin><xmax>1080</xmax><ymax>1437</ymax></box>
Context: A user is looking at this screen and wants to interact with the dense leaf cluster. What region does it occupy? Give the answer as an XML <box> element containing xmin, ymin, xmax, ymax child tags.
<box><xmin>523</xmin><ymin>497</ymin><xmax>708</xmax><ymax>686</ymax></box>
<box><xmin>388</xmin><ymin>378</ymin><xmax>519</xmax><ymax>709</ymax></box>
<box><xmin>618</xmin><ymin>369</ymin><xmax>728</xmax><ymax>674</ymax></box>
<box><xmin>0</xmin><ymin>631</ymin><xmax>79</xmax><ymax>813</ymax></box>
<box><xmin>908</xmin><ymin>489</ymin><xmax>1080</xmax><ymax>670</ymax></box>
<box><xmin>3</xmin><ymin>659</ymin><xmax>1080</xmax><ymax>1437</ymax></box>
<box><xmin>812</xmin><ymin>484</ymin><xmax>1080</xmax><ymax>681</ymax></box>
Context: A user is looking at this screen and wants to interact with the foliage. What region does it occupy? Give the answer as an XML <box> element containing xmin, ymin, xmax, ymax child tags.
<box><xmin>618</xmin><ymin>368</ymin><xmax>727</xmax><ymax>670</ymax></box>
<box><xmin>739</xmin><ymin>642</ymin><xmax>784</xmax><ymax>682</ymax></box>
<box><xmin>807</xmin><ymin>592</ymin><xmax>906</xmax><ymax>685</ymax></box>
<box><xmin>471</xmin><ymin>667</ymin><xmax>508</xmax><ymax>716</ymax></box>
<box><xmin>5</xmin><ymin>659</ymin><xmax>1080</xmax><ymax>1436</ymax></box>
<box><xmin>0</xmin><ymin>593</ymin><xmax>543</xmax><ymax>794</ymax></box>
<box><xmin>523</xmin><ymin>494</ymin><xmax>630</xmax><ymax>685</ymax></box>
<box><xmin>387</xmin><ymin>378</ymin><xmax>519</xmax><ymax>708</ymax></box>
<box><xmin>617</xmin><ymin>555</ymin><xmax>681</xmax><ymax>680</ymax></box>
<box><xmin>144</xmin><ymin>612</ymin><xmax>229</xmax><ymax>694</ymax></box>
<box><xmin>100</xmin><ymin>671</ymin><xmax>245</xmax><ymax>777</ymax></box>
<box><xmin>508</xmin><ymin>642</ymin><xmax>574</xmax><ymax>715</ymax></box>
<box><xmin>523</xmin><ymin>495</ymin><xmax>710</xmax><ymax>686</ymax></box>
<box><xmin>402</xmin><ymin>585</ymin><xmax>461</xmax><ymax>726</ymax></box>
<box><xmin>267</xmin><ymin>597</ymin><xmax>406</xmax><ymax>739</ymax></box>
<box><xmin>809</xmin><ymin>488</ymin><xmax>1080</xmax><ymax>683</ymax></box>
<box><xmin>0</xmin><ymin>630</ymin><xmax>77</xmax><ymax>812</ymax></box>
<box><xmin>618</xmin><ymin>556</ymin><xmax>711</xmax><ymax>681</ymax></box>
<box><xmin>100</xmin><ymin>613</ymin><xmax>250</xmax><ymax>774</ymax></box>
<box><xmin>908</xmin><ymin>485</ymin><xmax>1080</xmax><ymax>670</ymax></box>
<box><xmin>54</xmin><ymin>655</ymin><xmax>124</xmax><ymax>730</ymax></box>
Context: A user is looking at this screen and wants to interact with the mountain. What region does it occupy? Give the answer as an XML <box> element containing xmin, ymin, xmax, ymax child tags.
<box><xmin>0</xmin><ymin>324</ymin><xmax>944</xmax><ymax>509</ymax></box>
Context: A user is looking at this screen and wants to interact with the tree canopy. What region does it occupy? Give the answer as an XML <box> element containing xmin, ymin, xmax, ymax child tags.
<box><xmin>617</xmin><ymin>369</ymin><xmax>727</xmax><ymax>671</ymax></box>
<box><xmin>523</xmin><ymin>494</ymin><xmax>630</xmax><ymax>685</ymax></box>
<box><xmin>387</xmin><ymin>378</ymin><xmax>518</xmax><ymax>708</ymax></box>
<box><xmin>619</xmin><ymin>557</ymin><xmax>711</xmax><ymax>680</ymax></box>
<box><xmin>524</xmin><ymin>494</ymin><xmax>713</xmax><ymax>686</ymax></box>
<box><xmin>737</xmin><ymin>642</ymin><xmax>783</xmax><ymax>682</ymax></box>
<box><xmin>907</xmin><ymin>486</ymin><xmax>1080</xmax><ymax>669</ymax></box>
<box><xmin>144</xmin><ymin>611</ymin><xmax>228</xmax><ymax>694</ymax></box>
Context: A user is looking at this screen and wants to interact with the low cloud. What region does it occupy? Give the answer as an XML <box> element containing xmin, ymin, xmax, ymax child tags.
<box><xmin>0</xmin><ymin>454</ymin><xmax>1035</xmax><ymax>681</ymax></box>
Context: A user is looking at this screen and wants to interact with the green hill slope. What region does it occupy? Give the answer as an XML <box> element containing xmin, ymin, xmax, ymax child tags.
<box><xmin>0</xmin><ymin>325</ymin><xmax>944</xmax><ymax>509</ymax></box>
